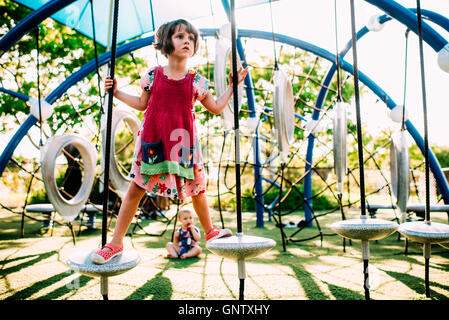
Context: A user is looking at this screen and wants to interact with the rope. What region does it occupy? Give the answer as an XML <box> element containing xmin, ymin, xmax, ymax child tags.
<box><xmin>401</xmin><ymin>29</ymin><xmax>410</xmax><ymax>131</ymax></box>
<box><xmin>333</xmin><ymin>0</ymin><xmax>342</xmax><ymax>102</ymax></box>
<box><xmin>102</xmin><ymin>0</ymin><xmax>120</xmax><ymax>248</ymax></box>
<box><xmin>416</xmin><ymin>0</ymin><xmax>431</xmax><ymax>224</ymax></box>
<box><xmin>349</xmin><ymin>0</ymin><xmax>367</xmax><ymax>218</ymax></box>
<box><xmin>268</xmin><ymin>0</ymin><xmax>278</xmax><ymax>70</ymax></box>
<box><xmin>34</xmin><ymin>26</ymin><xmax>43</xmax><ymax>147</ymax></box>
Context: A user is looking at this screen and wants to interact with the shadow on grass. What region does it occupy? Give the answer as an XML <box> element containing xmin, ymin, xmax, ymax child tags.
<box><xmin>37</xmin><ymin>274</ymin><xmax>93</xmax><ymax>300</ymax></box>
<box><xmin>0</xmin><ymin>251</ymin><xmax>57</xmax><ymax>276</ymax></box>
<box><xmin>325</xmin><ymin>282</ymin><xmax>365</xmax><ymax>300</ymax></box>
<box><xmin>5</xmin><ymin>270</ymin><xmax>74</xmax><ymax>300</ymax></box>
<box><xmin>381</xmin><ymin>269</ymin><xmax>449</xmax><ymax>300</ymax></box>
<box><xmin>288</xmin><ymin>263</ymin><xmax>329</xmax><ymax>300</ymax></box>
<box><xmin>125</xmin><ymin>270</ymin><xmax>173</xmax><ymax>300</ymax></box>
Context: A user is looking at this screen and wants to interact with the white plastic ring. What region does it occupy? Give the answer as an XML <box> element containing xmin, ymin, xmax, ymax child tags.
<box><xmin>214</xmin><ymin>37</ymin><xmax>244</xmax><ymax>130</ymax></box>
<box><xmin>105</xmin><ymin>107</ymin><xmax>140</xmax><ymax>198</ymax></box>
<box><xmin>390</xmin><ymin>130</ymin><xmax>410</xmax><ymax>222</ymax></box>
<box><xmin>332</xmin><ymin>101</ymin><xmax>349</xmax><ymax>194</ymax></box>
<box><xmin>273</xmin><ymin>68</ymin><xmax>294</xmax><ymax>162</ymax></box>
<box><xmin>40</xmin><ymin>133</ymin><xmax>97</xmax><ymax>222</ymax></box>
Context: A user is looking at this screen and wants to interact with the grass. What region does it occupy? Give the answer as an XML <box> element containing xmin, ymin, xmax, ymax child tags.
<box><xmin>1</xmin><ymin>202</ymin><xmax>449</xmax><ymax>300</ymax></box>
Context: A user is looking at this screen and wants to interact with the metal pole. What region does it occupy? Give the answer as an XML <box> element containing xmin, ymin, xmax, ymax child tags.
<box><xmin>101</xmin><ymin>0</ymin><xmax>120</xmax><ymax>301</ymax></box>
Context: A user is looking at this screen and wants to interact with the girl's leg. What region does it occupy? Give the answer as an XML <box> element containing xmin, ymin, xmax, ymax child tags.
<box><xmin>191</xmin><ymin>192</ymin><xmax>213</xmax><ymax>234</ymax></box>
<box><xmin>180</xmin><ymin>246</ymin><xmax>202</xmax><ymax>259</ymax></box>
<box><xmin>107</xmin><ymin>181</ymin><xmax>146</xmax><ymax>250</ymax></box>
<box><xmin>166</xmin><ymin>242</ymin><xmax>180</xmax><ymax>258</ymax></box>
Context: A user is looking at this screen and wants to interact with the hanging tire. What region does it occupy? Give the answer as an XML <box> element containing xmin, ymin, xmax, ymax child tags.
<box><xmin>105</xmin><ymin>108</ymin><xmax>140</xmax><ymax>198</ymax></box>
<box><xmin>390</xmin><ymin>130</ymin><xmax>410</xmax><ymax>222</ymax></box>
<box><xmin>273</xmin><ymin>68</ymin><xmax>294</xmax><ymax>162</ymax></box>
<box><xmin>332</xmin><ymin>101</ymin><xmax>348</xmax><ymax>194</ymax></box>
<box><xmin>40</xmin><ymin>133</ymin><xmax>97</xmax><ymax>222</ymax></box>
<box><xmin>214</xmin><ymin>37</ymin><xmax>243</xmax><ymax>130</ymax></box>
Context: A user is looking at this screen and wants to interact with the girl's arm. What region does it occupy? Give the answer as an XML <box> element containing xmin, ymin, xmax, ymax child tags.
<box><xmin>105</xmin><ymin>76</ymin><xmax>150</xmax><ymax>111</ymax></box>
<box><xmin>200</xmin><ymin>66</ymin><xmax>249</xmax><ymax>115</ymax></box>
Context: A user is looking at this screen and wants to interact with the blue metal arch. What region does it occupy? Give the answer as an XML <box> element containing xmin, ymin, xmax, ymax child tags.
<box><xmin>303</xmin><ymin>8</ymin><xmax>449</xmax><ymax>224</ymax></box>
<box><xmin>0</xmin><ymin>0</ymin><xmax>77</xmax><ymax>57</ymax></box>
<box><xmin>0</xmin><ymin>89</ymin><xmax>37</xmax><ymax>176</ymax></box>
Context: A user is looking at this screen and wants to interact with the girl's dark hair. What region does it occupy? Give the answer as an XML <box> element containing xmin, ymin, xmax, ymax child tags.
<box><xmin>153</xmin><ymin>19</ymin><xmax>200</xmax><ymax>57</ymax></box>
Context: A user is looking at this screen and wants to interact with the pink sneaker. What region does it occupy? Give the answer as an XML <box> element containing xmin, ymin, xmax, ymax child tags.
<box><xmin>205</xmin><ymin>226</ymin><xmax>232</xmax><ymax>242</ymax></box>
<box><xmin>91</xmin><ymin>243</ymin><xmax>123</xmax><ymax>264</ymax></box>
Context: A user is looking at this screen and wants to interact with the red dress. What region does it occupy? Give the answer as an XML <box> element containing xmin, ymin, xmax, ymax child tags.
<box><xmin>130</xmin><ymin>66</ymin><xmax>209</xmax><ymax>200</ymax></box>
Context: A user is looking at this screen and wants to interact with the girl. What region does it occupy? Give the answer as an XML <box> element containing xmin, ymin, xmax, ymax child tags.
<box><xmin>91</xmin><ymin>19</ymin><xmax>249</xmax><ymax>264</ymax></box>
<box><xmin>166</xmin><ymin>209</ymin><xmax>202</xmax><ymax>259</ymax></box>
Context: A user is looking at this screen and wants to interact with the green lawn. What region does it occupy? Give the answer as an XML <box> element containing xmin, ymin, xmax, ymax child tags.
<box><xmin>1</xmin><ymin>204</ymin><xmax>449</xmax><ymax>300</ymax></box>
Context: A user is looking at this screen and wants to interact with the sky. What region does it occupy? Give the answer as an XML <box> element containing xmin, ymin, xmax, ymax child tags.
<box><xmin>2</xmin><ymin>0</ymin><xmax>449</xmax><ymax>160</ymax></box>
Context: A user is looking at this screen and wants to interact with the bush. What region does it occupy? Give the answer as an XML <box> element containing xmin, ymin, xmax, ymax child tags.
<box><xmin>237</xmin><ymin>183</ymin><xmax>337</xmax><ymax>212</ymax></box>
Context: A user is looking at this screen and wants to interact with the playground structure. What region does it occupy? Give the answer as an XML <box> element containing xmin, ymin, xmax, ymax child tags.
<box><xmin>1</xmin><ymin>0</ymin><xmax>449</xmax><ymax>300</ymax></box>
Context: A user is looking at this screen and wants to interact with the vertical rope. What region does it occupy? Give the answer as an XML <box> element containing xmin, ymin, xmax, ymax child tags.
<box><xmin>349</xmin><ymin>0</ymin><xmax>366</xmax><ymax>217</ymax></box>
<box><xmin>350</xmin><ymin>0</ymin><xmax>370</xmax><ymax>301</ymax></box>
<box><xmin>35</xmin><ymin>26</ymin><xmax>43</xmax><ymax>147</ymax></box>
<box><xmin>416</xmin><ymin>0</ymin><xmax>430</xmax><ymax>223</ymax></box>
<box><xmin>102</xmin><ymin>0</ymin><xmax>120</xmax><ymax>250</ymax></box>
<box><xmin>334</xmin><ymin>0</ymin><xmax>342</xmax><ymax>102</ymax></box>
<box><xmin>279</xmin><ymin>162</ymin><xmax>287</xmax><ymax>251</ymax></box>
<box><xmin>268</xmin><ymin>0</ymin><xmax>278</xmax><ymax>71</ymax></box>
<box><xmin>230</xmin><ymin>0</ymin><xmax>242</xmax><ymax>234</ymax></box>
<box><xmin>401</xmin><ymin>29</ymin><xmax>410</xmax><ymax>131</ymax></box>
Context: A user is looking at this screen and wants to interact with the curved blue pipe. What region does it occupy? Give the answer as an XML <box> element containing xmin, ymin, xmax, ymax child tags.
<box><xmin>0</xmin><ymin>114</ymin><xmax>37</xmax><ymax>176</ymax></box>
<box><xmin>365</xmin><ymin>0</ymin><xmax>447</xmax><ymax>52</ymax></box>
<box><xmin>0</xmin><ymin>87</ymin><xmax>30</xmax><ymax>101</ymax></box>
<box><xmin>303</xmin><ymin>8</ymin><xmax>449</xmax><ymax>224</ymax></box>
<box><xmin>0</xmin><ymin>0</ymin><xmax>76</xmax><ymax>57</ymax></box>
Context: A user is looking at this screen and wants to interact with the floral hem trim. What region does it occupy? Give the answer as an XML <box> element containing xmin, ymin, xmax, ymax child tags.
<box><xmin>140</xmin><ymin>161</ymin><xmax>194</xmax><ymax>180</ymax></box>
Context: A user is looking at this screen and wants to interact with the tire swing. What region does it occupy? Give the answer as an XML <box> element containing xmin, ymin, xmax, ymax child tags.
<box><xmin>330</xmin><ymin>0</ymin><xmax>398</xmax><ymax>300</ymax></box>
<box><xmin>397</xmin><ymin>1</ymin><xmax>449</xmax><ymax>298</ymax></box>
<box><xmin>273</xmin><ymin>68</ymin><xmax>295</xmax><ymax>164</ymax></box>
<box><xmin>214</xmin><ymin>28</ymin><xmax>244</xmax><ymax>130</ymax></box>
<box><xmin>107</xmin><ymin>107</ymin><xmax>140</xmax><ymax>198</ymax></box>
<box><xmin>40</xmin><ymin>133</ymin><xmax>97</xmax><ymax>223</ymax></box>
<box><xmin>206</xmin><ymin>0</ymin><xmax>275</xmax><ymax>300</ymax></box>
<box><xmin>389</xmin><ymin>26</ymin><xmax>411</xmax><ymax>224</ymax></box>
<box><xmin>389</xmin><ymin>130</ymin><xmax>410</xmax><ymax>223</ymax></box>
<box><xmin>332</xmin><ymin>101</ymin><xmax>348</xmax><ymax>195</ymax></box>
<box><xmin>272</xmin><ymin>67</ymin><xmax>295</xmax><ymax>252</ymax></box>
<box><xmin>66</xmin><ymin>1</ymin><xmax>140</xmax><ymax>300</ymax></box>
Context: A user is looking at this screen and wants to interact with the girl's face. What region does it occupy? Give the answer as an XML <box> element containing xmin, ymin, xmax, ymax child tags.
<box><xmin>179</xmin><ymin>211</ymin><xmax>194</xmax><ymax>227</ymax></box>
<box><xmin>170</xmin><ymin>24</ymin><xmax>195</xmax><ymax>58</ymax></box>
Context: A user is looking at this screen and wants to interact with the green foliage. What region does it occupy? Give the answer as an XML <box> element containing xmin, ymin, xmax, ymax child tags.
<box><xmin>432</xmin><ymin>145</ymin><xmax>449</xmax><ymax>169</ymax></box>
<box><xmin>240</xmin><ymin>184</ymin><xmax>337</xmax><ymax>212</ymax></box>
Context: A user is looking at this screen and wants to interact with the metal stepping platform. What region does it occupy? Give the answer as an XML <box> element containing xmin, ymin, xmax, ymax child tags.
<box><xmin>66</xmin><ymin>249</ymin><xmax>140</xmax><ymax>299</ymax></box>
<box><xmin>398</xmin><ymin>221</ymin><xmax>449</xmax><ymax>244</ymax></box>
<box><xmin>206</xmin><ymin>233</ymin><xmax>275</xmax><ymax>299</ymax></box>
<box><xmin>206</xmin><ymin>234</ymin><xmax>276</xmax><ymax>260</ymax></box>
<box><xmin>66</xmin><ymin>249</ymin><xmax>140</xmax><ymax>278</ymax></box>
<box><xmin>330</xmin><ymin>217</ymin><xmax>399</xmax><ymax>241</ymax></box>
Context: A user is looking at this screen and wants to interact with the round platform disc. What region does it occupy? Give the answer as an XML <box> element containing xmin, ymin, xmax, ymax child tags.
<box><xmin>398</xmin><ymin>221</ymin><xmax>449</xmax><ymax>244</ymax></box>
<box><xmin>66</xmin><ymin>249</ymin><xmax>140</xmax><ymax>278</ymax></box>
<box><xmin>206</xmin><ymin>235</ymin><xmax>276</xmax><ymax>260</ymax></box>
<box><xmin>330</xmin><ymin>218</ymin><xmax>399</xmax><ymax>241</ymax></box>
